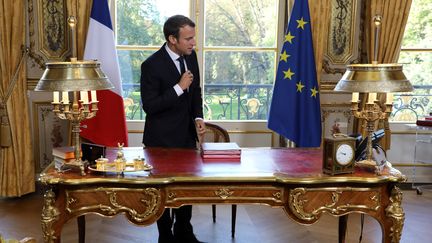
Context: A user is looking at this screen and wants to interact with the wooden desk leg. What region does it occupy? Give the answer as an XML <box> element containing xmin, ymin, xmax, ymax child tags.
<box><xmin>78</xmin><ymin>215</ymin><xmax>86</xmax><ymax>243</ymax></box>
<box><xmin>231</xmin><ymin>204</ymin><xmax>237</xmax><ymax>238</ymax></box>
<box><xmin>338</xmin><ymin>215</ymin><xmax>348</xmax><ymax>243</ymax></box>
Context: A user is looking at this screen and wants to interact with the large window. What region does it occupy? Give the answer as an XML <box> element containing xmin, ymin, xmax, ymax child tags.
<box><xmin>394</xmin><ymin>0</ymin><xmax>432</xmax><ymax>122</ymax></box>
<box><xmin>115</xmin><ymin>0</ymin><xmax>282</xmax><ymax>121</ymax></box>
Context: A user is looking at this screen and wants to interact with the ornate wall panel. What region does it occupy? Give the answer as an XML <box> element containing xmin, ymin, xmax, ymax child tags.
<box><xmin>320</xmin><ymin>0</ymin><xmax>363</xmax><ymax>91</ymax></box>
<box><xmin>27</xmin><ymin>0</ymin><xmax>70</xmax><ymax>79</ymax></box>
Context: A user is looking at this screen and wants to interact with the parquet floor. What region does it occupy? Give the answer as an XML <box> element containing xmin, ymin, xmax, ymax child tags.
<box><xmin>0</xmin><ymin>187</ymin><xmax>431</xmax><ymax>243</ymax></box>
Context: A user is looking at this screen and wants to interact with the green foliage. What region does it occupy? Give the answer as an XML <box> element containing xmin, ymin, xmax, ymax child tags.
<box><xmin>396</xmin><ymin>0</ymin><xmax>432</xmax><ymax>120</ymax></box>
<box><xmin>203</xmin><ymin>0</ymin><xmax>278</xmax><ymax>87</ymax></box>
<box><xmin>116</xmin><ymin>0</ymin><xmax>279</xmax><ymax>120</ymax></box>
<box><xmin>116</xmin><ymin>0</ymin><xmax>165</xmax><ymax>46</ymax></box>
<box><xmin>402</xmin><ymin>0</ymin><xmax>432</xmax><ymax>48</ymax></box>
<box><xmin>204</xmin><ymin>0</ymin><xmax>277</xmax><ymax>47</ymax></box>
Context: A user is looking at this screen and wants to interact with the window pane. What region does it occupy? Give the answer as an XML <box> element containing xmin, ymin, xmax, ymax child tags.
<box><xmin>118</xmin><ymin>49</ymin><xmax>155</xmax><ymax>120</ymax></box>
<box><xmin>116</xmin><ymin>0</ymin><xmax>189</xmax><ymax>46</ymax></box>
<box><xmin>392</xmin><ymin>51</ymin><xmax>432</xmax><ymax>121</ymax></box>
<box><xmin>203</xmin><ymin>51</ymin><xmax>275</xmax><ymax>120</ymax></box>
<box><xmin>204</xmin><ymin>0</ymin><xmax>278</xmax><ymax>47</ymax></box>
<box><xmin>401</xmin><ymin>0</ymin><xmax>432</xmax><ymax>48</ymax></box>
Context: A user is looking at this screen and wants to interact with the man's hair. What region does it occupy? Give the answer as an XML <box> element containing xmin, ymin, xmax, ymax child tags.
<box><xmin>163</xmin><ymin>15</ymin><xmax>195</xmax><ymax>41</ymax></box>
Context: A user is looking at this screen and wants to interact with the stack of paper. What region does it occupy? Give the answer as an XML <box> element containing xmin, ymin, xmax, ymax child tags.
<box><xmin>201</xmin><ymin>142</ymin><xmax>241</xmax><ymax>160</ymax></box>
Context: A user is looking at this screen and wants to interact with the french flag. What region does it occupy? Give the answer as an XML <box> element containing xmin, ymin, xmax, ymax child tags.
<box><xmin>81</xmin><ymin>0</ymin><xmax>128</xmax><ymax>147</ymax></box>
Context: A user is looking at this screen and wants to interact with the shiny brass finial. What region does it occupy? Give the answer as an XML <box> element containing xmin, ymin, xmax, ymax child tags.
<box><xmin>373</xmin><ymin>15</ymin><xmax>382</xmax><ymax>27</ymax></box>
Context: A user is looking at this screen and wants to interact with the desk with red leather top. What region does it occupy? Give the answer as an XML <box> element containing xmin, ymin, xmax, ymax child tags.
<box><xmin>39</xmin><ymin>147</ymin><xmax>405</xmax><ymax>243</ymax></box>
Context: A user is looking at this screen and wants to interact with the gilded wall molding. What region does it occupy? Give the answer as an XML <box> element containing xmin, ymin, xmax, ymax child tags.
<box><xmin>323</xmin><ymin>0</ymin><xmax>362</xmax><ymax>75</ymax></box>
<box><xmin>27</xmin><ymin>0</ymin><xmax>70</xmax><ymax>79</ymax></box>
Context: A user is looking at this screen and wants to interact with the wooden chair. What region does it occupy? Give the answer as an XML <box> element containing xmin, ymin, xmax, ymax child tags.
<box><xmin>202</xmin><ymin>122</ymin><xmax>237</xmax><ymax>238</ymax></box>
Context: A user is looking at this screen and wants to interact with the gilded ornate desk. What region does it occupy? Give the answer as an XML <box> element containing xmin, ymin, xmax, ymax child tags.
<box><xmin>39</xmin><ymin>147</ymin><xmax>405</xmax><ymax>243</ymax></box>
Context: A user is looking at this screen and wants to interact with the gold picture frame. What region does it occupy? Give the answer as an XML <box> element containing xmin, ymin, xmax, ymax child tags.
<box><xmin>321</xmin><ymin>103</ymin><xmax>354</xmax><ymax>138</ymax></box>
<box><xmin>32</xmin><ymin>101</ymin><xmax>70</xmax><ymax>172</ymax></box>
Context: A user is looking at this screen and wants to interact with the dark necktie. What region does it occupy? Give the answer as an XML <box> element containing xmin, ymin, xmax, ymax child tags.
<box><xmin>178</xmin><ymin>56</ymin><xmax>186</xmax><ymax>75</ymax></box>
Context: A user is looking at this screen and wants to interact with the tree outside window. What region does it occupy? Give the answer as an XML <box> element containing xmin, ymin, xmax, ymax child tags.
<box><xmin>394</xmin><ymin>0</ymin><xmax>432</xmax><ymax>122</ymax></box>
<box><xmin>114</xmin><ymin>0</ymin><xmax>280</xmax><ymax>121</ymax></box>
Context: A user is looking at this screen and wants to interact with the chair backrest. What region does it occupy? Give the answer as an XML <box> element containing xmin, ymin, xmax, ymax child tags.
<box><xmin>203</xmin><ymin>122</ymin><xmax>230</xmax><ymax>143</ymax></box>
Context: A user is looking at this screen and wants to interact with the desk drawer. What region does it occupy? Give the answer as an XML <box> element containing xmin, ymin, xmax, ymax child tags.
<box><xmin>165</xmin><ymin>185</ymin><xmax>284</xmax><ymax>206</ymax></box>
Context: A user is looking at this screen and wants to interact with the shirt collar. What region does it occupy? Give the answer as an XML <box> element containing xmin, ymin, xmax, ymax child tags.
<box><xmin>165</xmin><ymin>43</ymin><xmax>181</xmax><ymax>62</ymax></box>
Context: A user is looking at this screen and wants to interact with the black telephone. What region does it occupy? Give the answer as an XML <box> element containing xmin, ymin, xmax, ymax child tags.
<box><xmin>81</xmin><ymin>142</ymin><xmax>106</xmax><ymax>165</ymax></box>
<box><xmin>350</xmin><ymin>129</ymin><xmax>385</xmax><ymax>162</ymax></box>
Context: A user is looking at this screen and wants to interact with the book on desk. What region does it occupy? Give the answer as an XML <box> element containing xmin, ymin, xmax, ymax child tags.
<box><xmin>416</xmin><ymin>119</ymin><xmax>432</xmax><ymax>127</ymax></box>
<box><xmin>52</xmin><ymin>143</ymin><xmax>106</xmax><ymax>170</ymax></box>
<box><xmin>201</xmin><ymin>142</ymin><xmax>241</xmax><ymax>160</ymax></box>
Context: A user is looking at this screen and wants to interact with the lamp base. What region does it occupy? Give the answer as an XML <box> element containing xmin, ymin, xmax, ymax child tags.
<box><xmin>355</xmin><ymin>159</ymin><xmax>406</xmax><ymax>179</ymax></box>
<box><xmin>355</xmin><ymin>159</ymin><xmax>379</xmax><ymax>173</ymax></box>
<box><xmin>62</xmin><ymin>159</ymin><xmax>88</xmax><ymax>176</ymax></box>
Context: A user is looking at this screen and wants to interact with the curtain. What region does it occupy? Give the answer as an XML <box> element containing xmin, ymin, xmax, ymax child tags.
<box><xmin>0</xmin><ymin>0</ymin><xmax>34</xmax><ymax>197</ymax></box>
<box><xmin>284</xmin><ymin>0</ymin><xmax>330</xmax><ymax>84</ymax></box>
<box><xmin>66</xmin><ymin>0</ymin><xmax>93</xmax><ymax>59</ymax></box>
<box><xmin>0</xmin><ymin>0</ymin><xmax>93</xmax><ymax>197</ymax></box>
<box><xmin>356</xmin><ymin>0</ymin><xmax>412</xmax><ymax>150</ymax></box>
<box><xmin>309</xmin><ymin>0</ymin><xmax>331</xmax><ymax>84</ymax></box>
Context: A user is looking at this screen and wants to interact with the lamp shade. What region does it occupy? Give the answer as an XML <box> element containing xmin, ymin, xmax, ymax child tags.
<box><xmin>34</xmin><ymin>60</ymin><xmax>114</xmax><ymax>91</ymax></box>
<box><xmin>334</xmin><ymin>64</ymin><xmax>413</xmax><ymax>93</ymax></box>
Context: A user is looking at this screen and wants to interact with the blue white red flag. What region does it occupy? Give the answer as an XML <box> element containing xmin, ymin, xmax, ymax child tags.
<box><xmin>81</xmin><ymin>0</ymin><xmax>128</xmax><ymax>146</ymax></box>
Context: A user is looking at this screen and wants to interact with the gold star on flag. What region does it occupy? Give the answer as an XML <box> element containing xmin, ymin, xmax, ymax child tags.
<box><xmin>285</xmin><ymin>32</ymin><xmax>295</xmax><ymax>44</ymax></box>
<box><xmin>310</xmin><ymin>87</ymin><xmax>318</xmax><ymax>97</ymax></box>
<box><xmin>283</xmin><ymin>68</ymin><xmax>295</xmax><ymax>80</ymax></box>
<box><xmin>280</xmin><ymin>50</ymin><xmax>290</xmax><ymax>62</ymax></box>
<box><xmin>296</xmin><ymin>81</ymin><xmax>305</xmax><ymax>92</ymax></box>
<box><xmin>297</xmin><ymin>17</ymin><xmax>308</xmax><ymax>29</ymax></box>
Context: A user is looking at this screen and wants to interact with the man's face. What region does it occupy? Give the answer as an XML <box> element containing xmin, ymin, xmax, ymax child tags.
<box><xmin>170</xmin><ymin>25</ymin><xmax>196</xmax><ymax>56</ymax></box>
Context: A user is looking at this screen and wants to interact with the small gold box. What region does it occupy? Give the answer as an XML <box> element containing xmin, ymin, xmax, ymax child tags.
<box><xmin>133</xmin><ymin>157</ymin><xmax>146</xmax><ymax>170</ymax></box>
<box><xmin>96</xmin><ymin>157</ymin><xmax>108</xmax><ymax>170</ymax></box>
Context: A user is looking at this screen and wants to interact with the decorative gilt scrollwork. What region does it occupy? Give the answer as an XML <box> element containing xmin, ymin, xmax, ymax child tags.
<box><xmin>385</xmin><ymin>186</ymin><xmax>405</xmax><ymax>243</ymax></box>
<box><xmin>67</xmin><ymin>197</ymin><xmax>77</xmax><ymax>206</ymax></box>
<box><xmin>289</xmin><ymin>187</ymin><xmax>380</xmax><ymax>222</ymax></box>
<box><xmin>168</xmin><ymin>192</ymin><xmax>176</xmax><ymax>200</ymax></box>
<box><xmin>41</xmin><ymin>189</ymin><xmax>59</xmax><ymax>243</ymax></box>
<box><xmin>215</xmin><ymin>188</ymin><xmax>234</xmax><ymax>199</ymax></box>
<box><xmin>273</xmin><ymin>192</ymin><xmax>281</xmax><ymax>200</ymax></box>
<box><xmin>66</xmin><ymin>187</ymin><xmax>161</xmax><ymax>223</ymax></box>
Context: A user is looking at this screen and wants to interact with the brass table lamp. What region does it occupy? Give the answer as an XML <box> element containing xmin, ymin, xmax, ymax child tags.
<box><xmin>334</xmin><ymin>16</ymin><xmax>413</xmax><ymax>174</ymax></box>
<box><xmin>34</xmin><ymin>17</ymin><xmax>113</xmax><ymax>175</ymax></box>
<box><xmin>335</xmin><ymin>63</ymin><xmax>412</xmax><ymax>172</ymax></box>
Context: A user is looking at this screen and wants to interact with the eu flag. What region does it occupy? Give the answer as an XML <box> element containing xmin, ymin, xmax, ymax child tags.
<box><xmin>267</xmin><ymin>0</ymin><xmax>322</xmax><ymax>147</ymax></box>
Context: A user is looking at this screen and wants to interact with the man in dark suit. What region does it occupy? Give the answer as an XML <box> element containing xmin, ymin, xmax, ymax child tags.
<box><xmin>140</xmin><ymin>15</ymin><xmax>206</xmax><ymax>243</ymax></box>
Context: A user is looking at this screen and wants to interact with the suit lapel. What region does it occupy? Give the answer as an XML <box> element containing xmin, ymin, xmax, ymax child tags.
<box><xmin>161</xmin><ymin>45</ymin><xmax>182</xmax><ymax>80</ymax></box>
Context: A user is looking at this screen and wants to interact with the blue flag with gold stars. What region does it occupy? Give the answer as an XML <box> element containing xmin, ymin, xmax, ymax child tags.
<box><xmin>267</xmin><ymin>0</ymin><xmax>322</xmax><ymax>147</ymax></box>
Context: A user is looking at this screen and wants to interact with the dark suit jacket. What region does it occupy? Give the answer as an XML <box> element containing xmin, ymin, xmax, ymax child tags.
<box><xmin>140</xmin><ymin>44</ymin><xmax>203</xmax><ymax>148</ymax></box>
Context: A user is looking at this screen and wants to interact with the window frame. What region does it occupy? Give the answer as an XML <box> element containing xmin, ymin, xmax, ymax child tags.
<box><xmin>394</xmin><ymin>0</ymin><xmax>432</xmax><ymax>123</ymax></box>
<box><xmin>112</xmin><ymin>0</ymin><xmax>287</xmax><ymax>122</ymax></box>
